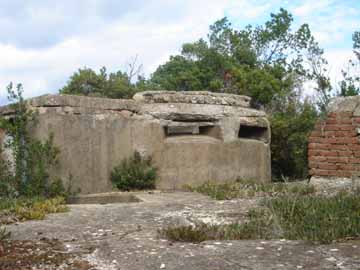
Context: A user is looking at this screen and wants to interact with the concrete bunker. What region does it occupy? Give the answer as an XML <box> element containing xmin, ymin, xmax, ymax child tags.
<box><xmin>0</xmin><ymin>91</ymin><xmax>271</xmax><ymax>194</ymax></box>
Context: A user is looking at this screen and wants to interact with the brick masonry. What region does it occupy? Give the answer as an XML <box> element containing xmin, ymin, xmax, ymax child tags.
<box><xmin>308</xmin><ymin>111</ymin><xmax>360</xmax><ymax>178</ymax></box>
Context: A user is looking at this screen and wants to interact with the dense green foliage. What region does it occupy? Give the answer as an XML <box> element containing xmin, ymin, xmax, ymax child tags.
<box><xmin>151</xmin><ymin>9</ymin><xmax>324</xmax><ymax>106</ymax></box>
<box><xmin>111</xmin><ymin>151</ymin><xmax>157</xmax><ymax>191</ymax></box>
<box><xmin>270</xmin><ymin>100</ymin><xmax>318</xmax><ymax>179</ymax></box>
<box><xmin>0</xmin><ymin>84</ymin><xmax>68</xmax><ymax>198</ymax></box>
<box><xmin>60</xmin><ymin>66</ymin><xmax>159</xmax><ymax>98</ymax></box>
<box><xmin>149</xmin><ymin>9</ymin><xmax>322</xmax><ymax>179</ymax></box>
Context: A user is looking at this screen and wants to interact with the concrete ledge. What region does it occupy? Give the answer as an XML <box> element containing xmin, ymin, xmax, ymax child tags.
<box><xmin>67</xmin><ymin>192</ymin><xmax>143</xmax><ymax>204</ymax></box>
<box><xmin>133</xmin><ymin>91</ymin><xmax>251</xmax><ymax>107</ymax></box>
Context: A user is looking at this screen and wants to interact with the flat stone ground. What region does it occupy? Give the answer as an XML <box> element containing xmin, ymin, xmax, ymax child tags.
<box><xmin>6</xmin><ymin>192</ymin><xmax>360</xmax><ymax>270</ymax></box>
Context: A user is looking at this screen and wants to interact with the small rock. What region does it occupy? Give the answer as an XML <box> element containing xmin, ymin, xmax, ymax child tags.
<box><xmin>160</xmin><ymin>263</ymin><xmax>166</xmax><ymax>269</ymax></box>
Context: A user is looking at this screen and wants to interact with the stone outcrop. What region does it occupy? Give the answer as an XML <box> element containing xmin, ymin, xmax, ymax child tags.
<box><xmin>308</xmin><ymin>96</ymin><xmax>360</xmax><ymax>178</ymax></box>
<box><xmin>0</xmin><ymin>91</ymin><xmax>271</xmax><ymax>194</ymax></box>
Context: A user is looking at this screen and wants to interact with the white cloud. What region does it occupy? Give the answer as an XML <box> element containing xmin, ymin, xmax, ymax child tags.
<box><xmin>226</xmin><ymin>0</ymin><xmax>272</xmax><ymax>19</ymax></box>
<box><xmin>0</xmin><ymin>0</ymin><xmax>229</xmax><ymax>102</ymax></box>
<box><xmin>324</xmin><ymin>49</ymin><xmax>355</xmax><ymax>88</ymax></box>
<box><xmin>291</xmin><ymin>0</ymin><xmax>360</xmax><ymax>48</ymax></box>
<box><xmin>293</xmin><ymin>0</ymin><xmax>334</xmax><ymax>17</ymax></box>
<box><xmin>0</xmin><ymin>0</ymin><xmax>359</xmax><ymax>104</ymax></box>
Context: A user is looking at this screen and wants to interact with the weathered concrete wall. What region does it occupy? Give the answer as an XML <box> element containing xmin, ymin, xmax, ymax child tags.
<box><xmin>0</xmin><ymin>91</ymin><xmax>271</xmax><ymax>194</ymax></box>
<box><xmin>308</xmin><ymin>96</ymin><xmax>360</xmax><ymax>178</ymax></box>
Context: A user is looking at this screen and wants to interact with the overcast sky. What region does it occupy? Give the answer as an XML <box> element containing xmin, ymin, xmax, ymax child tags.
<box><xmin>0</xmin><ymin>0</ymin><xmax>359</xmax><ymax>104</ymax></box>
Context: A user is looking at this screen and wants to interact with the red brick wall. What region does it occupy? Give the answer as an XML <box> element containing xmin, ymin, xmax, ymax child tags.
<box><xmin>308</xmin><ymin>111</ymin><xmax>360</xmax><ymax>178</ymax></box>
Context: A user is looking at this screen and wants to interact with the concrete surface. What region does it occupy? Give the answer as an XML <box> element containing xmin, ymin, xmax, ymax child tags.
<box><xmin>6</xmin><ymin>192</ymin><xmax>360</xmax><ymax>270</ymax></box>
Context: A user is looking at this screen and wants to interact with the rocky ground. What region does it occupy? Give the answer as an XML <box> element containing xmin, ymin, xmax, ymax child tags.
<box><xmin>3</xmin><ymin>189</ymin><xmax>360</xmax><ymax>270</ymax></box>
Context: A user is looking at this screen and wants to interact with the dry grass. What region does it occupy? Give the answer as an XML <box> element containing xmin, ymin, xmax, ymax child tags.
<box><xmin>185</xmin><ymin>179</ymin><xmax>315</xmax><ymax>200</ymax></box>
<box><xmin>162</xmin><ymin>184</ymin><xmax>360</xmax><ymax>244</ymax></box>
<box><xmin>0</xmin><ymin>196</ymin><xmax>68</xmax><ymax>224</ymax></box>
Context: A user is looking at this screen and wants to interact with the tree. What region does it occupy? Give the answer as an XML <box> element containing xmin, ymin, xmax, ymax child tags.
<box><xmin>271</xmin><ymin>99</ymin><xmax>318</xmax><ymax>179</ymax></box>
<box><xmin>150</xmin><ymin>9</ymin><xmax>325</xmax><ymax>110</ymax></box>
<box><xmin>150</xmin><ymin>9</ymin><xmax>324</xmax><ymax>180</ymax></box>
<box><xmin>306</xmin><ymin>39</ymin><xmax>332</xmax><ymax>114</ymax></box>
<box><xmin>60</xmin><ymin>67</ymin><xmax>107</xmax><ymax>96</ymax></box>
<box><xmin>338</xmin><ymin>31</ymin><xmax>360</xmax><ymax>97</ymax></box>
<box><xmin>60</xmin><ymin>65</ymin><xmax>146</xmax><ymax>99</ymax></box>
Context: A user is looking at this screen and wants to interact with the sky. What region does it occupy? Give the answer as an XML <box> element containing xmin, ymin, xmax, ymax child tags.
<box><xmin>0</xmin><ymin>0</ymin><xmax>359</xmax><ymax>104</ymax></box>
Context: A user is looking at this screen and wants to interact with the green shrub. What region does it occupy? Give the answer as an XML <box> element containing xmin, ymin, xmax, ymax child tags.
<box><xmin>21</xmin><ymin>134</ymin><xmax>61</xmax><ymax>197</ymax></box>
<box><xmin>0</xmin><ymin>146</ymin><xmax>17</xmax><ymax>198</ymax></box>
<box><xmin>111</xmin><ymin>151</ymin><xmax>157</xmax><ymax>191</ymax></box>
<box><xmin>0</xmin><ymin>83</ymin><xmax>70</xmax><ymax>199</ymax></box>
<box><xmin>270</xmin><ymin>100</ymin><xmax>318</xmax><ymax>181</ymax></box>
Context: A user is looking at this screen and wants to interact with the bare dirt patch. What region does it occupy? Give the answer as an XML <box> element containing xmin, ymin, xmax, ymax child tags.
<box><xmin>0</xmin><ymin>238</ymin><xmax>93</xmax><ymax>270</ymax></box>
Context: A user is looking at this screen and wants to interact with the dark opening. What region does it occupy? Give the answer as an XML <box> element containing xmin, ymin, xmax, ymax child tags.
<box><xmin>165</xmin><ymin>126</ymin><xmax>200</xmax><ymax>136</ymax></box>
<box><xmin>238</xmin><ymin>125</ymin><xmax>268</xmax><ymax>142</ymax></box>
<box><xmin>164</xmin><ymin>124</ymin><xmax>219</xmax><ymax>138</ymax></box>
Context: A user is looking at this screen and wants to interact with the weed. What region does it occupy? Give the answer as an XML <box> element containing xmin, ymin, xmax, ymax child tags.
<box><xmin>268</xmin><ymin>191</ymin><xmax>360</xmax><ymax>243</ymax></box>
<box><xmin>0</xmin><ymin>197</ymin><xmax>68</xmax><ymax>223</ymax></box>
<box><xmin>0</xmin><ymin>83</ymin><xmax>70</xmax><ymax>199</ymax></box>
<box><xmin>188</xmin><ymin>179</ymin><xmax>315</xmax><ymax>200</ymax></box>
<box><xmin>159</xmin><ymin>209</ymin><xmax>275</xmax><ymax>243</ymax></box>
<box><xmin>111</xmin><ymin>151</ymin><xmax>157</xmax><ymax>191</ymax></box>
<box><xmin>161</xmin><ymin>190</ymin><xmax>360</xmax><ymax>244</ymax></box>
<box><xmin>0</xmin><ymin>227</ymin><xmax>10</xmax><ymax>241</ymax></box>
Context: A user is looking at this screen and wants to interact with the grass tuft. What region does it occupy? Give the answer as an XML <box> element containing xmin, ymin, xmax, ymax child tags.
<box><xmin>268</xmin><ymin>191</ymin><xmax>360</xmax><ymax>243</ymax></box>
<box><xmin>185</xmin><ymin>179</ymin><xmax>315</xmax><ymax>200</ymax></box>
<box><xmin>0</xmin><ymin>226</ymin><xmax>10</xmax><ymax>241</ymax></box>
<box><xmin>161</xmin><ymin>189</ymin><xmax>360</xmax><ymax>244</ymax></box>
<box><xmin>0</xmin><ymin>196</ymin><xmax>68</xmax><ymax>224</ymax></box>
